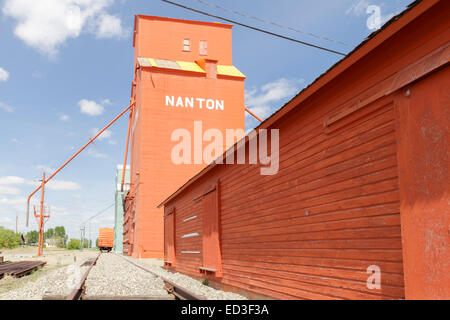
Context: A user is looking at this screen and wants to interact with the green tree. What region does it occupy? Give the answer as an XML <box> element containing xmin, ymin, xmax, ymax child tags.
<box><xmin>44</xmin><ymin>228</ymin><xmax>54</xmax><ymax>240</ymax></box>
<box><xmin>0</xmin><ymin>227</ymin><xmax>21</xmax><ymax>249</ymax></box>
<box><xmin>54</xmin><ymin>226</ymin><xmax>68</xmax><ymax>247</ymax></box>
<box><xmin>80</xmin><ymin>238</ymin><xmax>89</xmax><ymax>249</ymax></box>
<box><xmin>26</xmin><ymin>230</ymin><xmax>39</xmax><ymax>245</ymax></box>
<box><xmin>67</xmin><ymin>238</ymin><xmax>81</xmax><ymax>250</ymax></box>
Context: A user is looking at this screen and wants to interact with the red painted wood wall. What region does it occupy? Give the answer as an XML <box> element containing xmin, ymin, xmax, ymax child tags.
<box><xmin>162</xmin><ymin>1</ymin><xmax>449</xmax><ymax>299</ymax></box>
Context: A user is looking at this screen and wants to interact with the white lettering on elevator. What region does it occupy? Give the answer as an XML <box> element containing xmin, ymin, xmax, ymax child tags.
<box><xmin>165</xmin><ymin>96</ymin><xmax>224</xmax><ymax>111</ymax></box>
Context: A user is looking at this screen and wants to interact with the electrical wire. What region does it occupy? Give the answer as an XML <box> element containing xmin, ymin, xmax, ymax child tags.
<box><xmin>192</xmin><ymin>0</ymin><xmax>353</xmax><ymax>47</ymax></box>
<box><xmin>81</xmin><ymin>202</ymin><xmax>115</xmax><ymax>226</ymax></box>
<box><xmin>161</xmin><ymin>0</ymin><xmax>347</xmax><ymax>56</ymax></box>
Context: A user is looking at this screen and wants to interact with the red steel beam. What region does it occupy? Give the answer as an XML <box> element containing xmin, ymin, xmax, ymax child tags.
<box><xmin>245</xmin><ymin>107</ymin><xmax>263</xmax><ymax>122</ymax></box>
<box><xmin>121</xmin><ymin>106</ymin><xmax>134</xmax><ymax>191</ymax></box>
<box><xmin>37</xmin><ymin>172</ymin><xmax>45</xmax><ymax>256</ymax></box>
<box><xmin>26</xmin><ymin>101</ymin><xmax>136</xmax><ymax>226</ymax></box>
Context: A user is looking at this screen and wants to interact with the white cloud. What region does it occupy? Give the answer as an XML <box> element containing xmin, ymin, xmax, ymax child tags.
<box><xmin>245</xmin><ymin>78</ymin><xmax>303</xmax><ymax>120</ymax></box>
<box><xmin>96</xmin><ymin>14</ymin><xmax>125</xmax><ymax>38</ymax></box>
<box><xmin>0</xmin><ymin>176</ymin><xmax>25</xmax><ymax>185</ymax></box>
<box><xmin>90</xmin><ymin>128</ymin><xmax>112</xmax><ymax>141</ymax></box>
<box><xmin>346</xmin><ymin>0</ymin><xmax>371</xmax><ymax>16</ymax></box>
<box><xmin>101</xmin><ymin>98</ymin><xmax>112</xmax><ymax>105</ymax></box>
<box><xmin>0</xmin><ymin>175</ymin><xmax>80</xmax><ymax>192</ymax></box>
<box><xmin>0</xmin><ymin>67</ymin><xmax>10</xmax><ymax>82</ymax></box>
<box><xmin>87</xmin><ymin>149</ymin><xmax>107</xmax><ymax>158</ymax></box>
<box><xmin>0</xmin><ymin>185</ymin><xmax>21</xmax><ymax>195</ymax></box>
<box><xmin>33</xmin><ymin>165</ymin><xmax>55</xmax><ymax>174</ymax></box>
<box><xmin>0</xmin><ymin>216</ymin><xmax>13</xmax><ymax>224</ymax></box>
<box><xmin>0</xmin><ymin>102</ymin><xmax>13</xmax><ymax>113</ymax></box>
<box><xmin>2</xmin><ymin>0</ymin><xmax>126</xmax><ymax>57</ymax></box>
<box><xmin>46</xmin><ymin>180</ymin><xmax>81</xmax><ymax>191</ymax></box>
<box><xmin>346</xmin><ymin>1</ymin><xmax>395</xmax><ymax>30</ymax></box>
<box><xmin>0</xmin><ymin>176</ymin><xmax>26</xmax><ymax>197</ymax></box>
<box><xmin>0</xmin><ymin>196</ymin><xmax>27</xmax><ymax>206</ymax></box>
<box><xmin>79</xmin><ymin>99</ymin><xmax>105</xmax><ymax>116</ymax></box>
<box><xmin>60</xmin><ymin>114</ymin><xmax>70</xmax><ymax>122</ymax></box>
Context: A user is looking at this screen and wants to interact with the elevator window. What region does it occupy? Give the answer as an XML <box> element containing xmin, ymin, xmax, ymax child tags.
<box><xmin>183</xmin><ymin>39</ymin><xmax>191</xmax><ymax>51</ymax></box>
<box><xmin>199</xmin><ymin>40</ymin><xmax>208</xmax><ymax>55</ymax></box>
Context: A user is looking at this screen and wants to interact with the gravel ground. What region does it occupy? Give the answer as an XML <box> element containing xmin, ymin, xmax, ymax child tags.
<box><xmin>0</xmin><ymin>252</ymin><xmax>247</xmax><ymax>300</ymax></box>
<box><xmin>0</xmin><ymin>256</ymin><xmax>93</xmax><ymax>300</ymax></box>
<box><xmin>125</xmin><ymin>256</ymin><xmax>248</xmax><ymax>300</ymax></box>
<box><xmin>84</xmin><ymin>253</ymin><xmax>170</xmax><ymax>298</ymax></box>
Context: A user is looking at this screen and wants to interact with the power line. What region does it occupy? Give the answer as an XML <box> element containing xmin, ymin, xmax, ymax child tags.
<box><xmin>81</xmin><ymin>203</ymin><xmax>115</xmax><ymax>226</ymax></box>
<box><xmin>161</xmin><ymin>0</ymin><xmax>347</xmax><ymax>56</ymax></box>
<box><xmin>81</xmin><ymin>202</ymin><xmax>115</xmax><ymax>249</ymax></box>
<box><xmin>192</xmin><ymin>0</ymin><xmax>353</xmax><ymax>48</ymax></box>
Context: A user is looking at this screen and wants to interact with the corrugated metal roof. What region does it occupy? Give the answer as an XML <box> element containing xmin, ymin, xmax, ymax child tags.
<box><xmin>217</xmin><ymin>65</ymin><xmax>245</xmax><ymax>78</ymax></box>
<box><xmin>155</xmin><ymin>59</ymin><xmax>182</xmax><ymax>70</ymax></box>
<box><xmin>137</xmin><ymin>57</ymin><xmax>246</xmax><ymax>78</ymax></box>
<box><xmin>176</xmin><ymin>61</ymin><xmax>205</xmax><ymax>73</ymax></box>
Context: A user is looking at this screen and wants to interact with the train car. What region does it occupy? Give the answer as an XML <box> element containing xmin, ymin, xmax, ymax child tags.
<box><xmin>98</xmin><ymin>228</ymin><xmax>114</xmax><ymax>252</ymax></box>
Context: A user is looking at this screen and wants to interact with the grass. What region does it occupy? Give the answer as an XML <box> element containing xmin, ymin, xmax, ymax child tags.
<box><xmin>201</xmin><ymin>279</ymin><xmax>209</xmax><ymax>286</ymax></box>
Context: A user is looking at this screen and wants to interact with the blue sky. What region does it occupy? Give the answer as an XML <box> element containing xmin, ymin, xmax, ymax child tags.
<box><xmin>0</xmin><ymin>0</ymin><xmax>412</xmax><ymax>242</ymax></box>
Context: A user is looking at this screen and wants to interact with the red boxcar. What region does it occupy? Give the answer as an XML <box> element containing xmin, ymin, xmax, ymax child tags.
<box><xmin>98</xmin><ymin>228</ymin><xmax>114</xmax><ymax>252</ymax></box>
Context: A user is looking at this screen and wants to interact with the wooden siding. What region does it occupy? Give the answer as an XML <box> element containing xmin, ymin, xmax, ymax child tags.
<box><xmin>165</xmin><ymin>95</ymin><xmax>404</xmax><ymax>299</ymax></box>
<box><xmin>220</xmin><ymin>99</ymin><xmax>402</xmax><ymax>300</ymax></box>
<box><xmin>162</xmin><ymin>1</ymin><xmax>449</xmax><ymax>300</ymax></box>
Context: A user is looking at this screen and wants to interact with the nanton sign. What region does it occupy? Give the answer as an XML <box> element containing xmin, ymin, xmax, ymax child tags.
<box><xmin>165</xmin><ymin>96</ymin><xmax>224</xmax><ymax>111</ymax></box>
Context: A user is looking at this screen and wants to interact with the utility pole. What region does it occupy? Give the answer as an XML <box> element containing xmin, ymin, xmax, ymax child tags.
<box><xmin>34</xmin><ymin>172</ymin><xmax>50</xmax><ymax>257</ymax></box>
<box><xmin>80</xmin><ymin>226</ymin><xmax>86</xmax><ymax>251</ymax></box>
<box><xmin>15</xmin><ymin>213</ymin><xmax>18</xmax><ymax>234</ymax></box>
<box><xmin>88</xmin><ymin>220</ymin><xmax>91</xmax><ymax>249</ymax></box>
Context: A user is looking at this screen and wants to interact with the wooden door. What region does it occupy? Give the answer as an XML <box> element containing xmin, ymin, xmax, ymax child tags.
<box><xmin>165</xmin><ymin>208</ymin><xmax>176</xmax><ymax>265</ymax></box>
<box><xmin>201</xmin><ymin>182</ymin><xmax>222</xmax><ymax>275</ymax></box>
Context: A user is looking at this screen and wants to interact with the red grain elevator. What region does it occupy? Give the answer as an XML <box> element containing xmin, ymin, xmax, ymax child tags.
<box><xmin>123</xmin><ymin>15</ymin><xmax>246</xmax><ymax>258</ymax></box>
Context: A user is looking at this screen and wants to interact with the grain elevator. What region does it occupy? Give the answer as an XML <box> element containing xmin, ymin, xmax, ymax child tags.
<box><xmin>123</xmin><ymin>15</ymin><xmax>246</xmax><ymax>258</ymax></box>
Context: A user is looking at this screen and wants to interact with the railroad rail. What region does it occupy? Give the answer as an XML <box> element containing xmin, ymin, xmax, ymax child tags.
<box><xmin>0</xmin><ymin>261</ymin><xmax>46</xmax><ymax>279</ymax></box>
<box><xmin>118</xmin><ymin>254</ymin><xmax>206</xmax><ymax>300</ymax></box>
<box><xmin>53</xmin><ymin>252</ymin><xmax>203</xmax><ymax>300</ymax></box>
<box><xmin>66</xmin><ymin>252</ymin><xmax>101</xmax><ymax>300</ymax></box>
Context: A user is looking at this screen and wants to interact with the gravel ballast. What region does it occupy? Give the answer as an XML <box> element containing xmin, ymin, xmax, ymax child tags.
<box><xmin>0</xmin><ymin>255</ymin><xmax>94</xmax><ymax>300</ymax></box>
<box><xmin>84</xmin><ymin>253</ymin><xmax>170</xmax><ymax>298</ymax></box>
<box><xmin>1</xmin><ymin>252</ymin><xmax>248</xmax><ymax>300</ymax></box>
<box><xmin>123</xmin><ymin>256</ymin><xmax>248</xmax><ymax>300</ymax></box>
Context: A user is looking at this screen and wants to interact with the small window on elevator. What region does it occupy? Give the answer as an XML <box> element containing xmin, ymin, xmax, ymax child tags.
<box><xmin>199</xmin><ymin>40</ymin><xmax>208</xmax><ymax>55</ymax></box>
<box><xmin>183</xmin><ymin>38</ymin><xmax>191</xmax><ymax>52</ymax></box>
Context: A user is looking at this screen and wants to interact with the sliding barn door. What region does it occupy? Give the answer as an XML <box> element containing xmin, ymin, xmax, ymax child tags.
<box><xmin>201</xmin><ymin>182</ymin><xmax>222</xmax><ymax>276</ymax></box>
<box><xmin>164</xmin><ymin>208</ymin><xmax>176</xmax><ymax>266</ymax></box>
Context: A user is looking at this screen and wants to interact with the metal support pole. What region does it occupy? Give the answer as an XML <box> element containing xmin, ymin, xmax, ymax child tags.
<box><xmin>121</xmin><ymin>107</ymin><xmax>133</xmax><ymax>191</ymax></box>
<box><xmin>26</xmin><ymin>101</ymin><xmax>136</xmax><ymax>226</ymax></box>
<box><xmin>37</xmin><ymin>172</ymin><xmax>45</xmax><ymax>257</ymax></box>
<box><xmin>80</xmin><ymin>226</ymin><xmax>85</xmax><ymax>251</ymax></box>
<box><xmin>245</xmin><ymin>107</ymin><xmax>263</xmax><ymax>123</ymax></box>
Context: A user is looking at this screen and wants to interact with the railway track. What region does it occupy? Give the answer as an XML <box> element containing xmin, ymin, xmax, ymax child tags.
<box><xmin>66</xmin><ymin>252</ymin><xmax>101</xmax><ymax>300</ymax></box>
<box><xmin>49</xmin><ymin>252</ymin><xmax>204</xmax><ymax>300</ymax></box>
<box><xmin>117</xmin><ymin>254</ymin><xmax>206</xmax><ymax>301</ymax></box>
